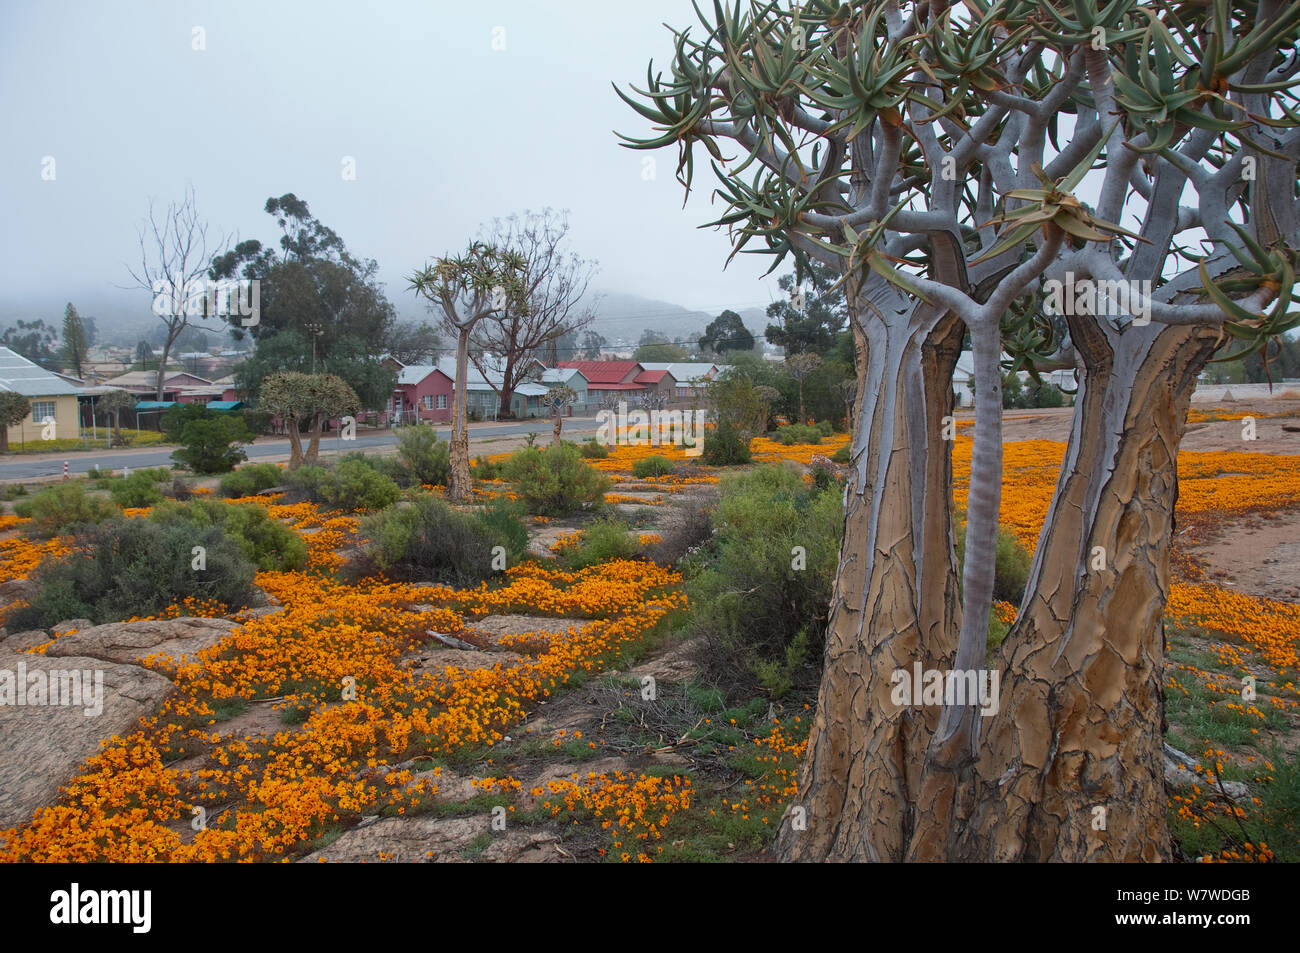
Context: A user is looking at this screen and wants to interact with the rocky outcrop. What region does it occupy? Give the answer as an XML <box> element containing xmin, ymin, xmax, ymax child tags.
<box><xmin>45</xmin><ymin>617</ymin><xmax>238</xmax><ymax>668</ymax></box>
<box><xmin>0</xmin><ymin>652</ymin><xmax>173</xmax><ymax>829</ymax></box>
<box><xmin>297</xmin><ymin>814</ymin><xmax>566</xmax><ymax>863</ymax></box>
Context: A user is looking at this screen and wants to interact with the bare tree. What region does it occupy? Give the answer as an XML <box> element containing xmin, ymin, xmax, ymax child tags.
<box><xmin>783</xmin><ymin>352</ymin><xmax>823</xmax><ymax>425</ymax></box>
<box><xmin>125</xmin><ymin>187</ymin><xmax>229</xmax><ymax>399</ymax></box>
<box><xmin>471</xmin><ymin>209</ymin><xmax>599</xmax><ymax>416</ymax></box>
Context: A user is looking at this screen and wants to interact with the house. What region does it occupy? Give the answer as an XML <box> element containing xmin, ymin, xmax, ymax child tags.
<box><xmin>539</xmin><ymin>367</ymin><xmax>589</xmax><ymax>411</ymax></box>
<box><xmin>633</xmin><ymin>367</ymin><xmax>678</xmax><ymax>398</ymax></box>
<box><xmin>0</xmin><ymin>346</ymin><xmax>82</xmax><ymax>446</ymax></box>
<box><xmin>556</xmin><ymin>360</ymin><xmax>648</xmax><ymax>403</ymax></box>
<box><xmin>391</xmin><ymin>362</ymin><xmax>455</xmax><ymax>424</ymax></box>
<box><xmin>101</xmin><ymin>370</ymin><xmax>225</xmax><ymax>405</ymax></box>
<box><xmin>638</xmin><ymin>362</ymin><xmax>719</xmax><ymax>398</ymax></box>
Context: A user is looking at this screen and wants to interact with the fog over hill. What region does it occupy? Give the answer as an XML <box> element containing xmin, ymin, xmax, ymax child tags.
<box><xmin>0</xmin><ymin>287</ymin><xmax>776</xmax><ymax>354</ymax></box>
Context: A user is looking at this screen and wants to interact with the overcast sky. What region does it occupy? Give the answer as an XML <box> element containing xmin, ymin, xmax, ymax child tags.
<box><xmin>0</xmin><ymin>0</ymin><xmax>788</xmax><ymax>332</ymax></box>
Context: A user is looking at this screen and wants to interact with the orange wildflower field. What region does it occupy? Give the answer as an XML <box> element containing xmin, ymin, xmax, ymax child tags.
<box><xmin>0</xmin><ymin>429</ymin><xmax>1296</xmax><ymax>863</ymax></box>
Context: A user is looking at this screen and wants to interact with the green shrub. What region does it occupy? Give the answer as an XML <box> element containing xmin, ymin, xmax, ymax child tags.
<box><xmin>475</xmin><ymin>498</ymin><xmax>531</xmax><ymax>561</ymax></box>
<box><xmin>318</xmin><ymin>459</ymin><xmax>400</xmax><ymax>511</ymax></box>
<box><xmin>13</xmin><ymin>482</ymin><xmax>120</xmax><ymax>536</ymax></box>
<box><xmin>169</xmin><ymin>412</ymin><xmax>253</xmax><ymax>475</ymax></box>
<box><xmin>700</xmin><ymin>424</ymin><xmax>752</xmax><ymax>466</ymax></box>
<box><xmin>282</xmin><ymin>465</ymin><xmax>331</xmax><ymax>502</ymax></box>
<box><xmin>357</xmin><ymin>493</ymin><xmax>530</xmax><ymax>586</ymax></box>
<box><xmin>631</xmin><ymin>455</ymin><xmax>676</xmax><ymax>478</ymax></box>
<box><xmin>775</xmin><ymin>423</ymin><xmax>822</xmax><ymax>445</ymax></box>
<box><xmin>472</xmin><ymin>456</ymin><xmax>504</xmax><ymax>480</ymax></box>
<box><xmin>815</xmin><ymin>419</ymin><xmax>834</xmax><ymax>438</ymax></box>
<box><xmin>562</xmin><ymin>518</ymin><xmax>640</xmax><ymax>571</ymax></box>
<box><xmin>108</xmin><ymin>469</ymin><xmax>169</xmax><ymax>507</ymax></box>
<box><xmin>830</xmin><ymin>443</ymin><xmax>850</xmax><ymax>464</ymax></box>
<box><xmin>150</xmin><ymin>499</ymin><xmax>308</xmax><ymax>571</ymax></box>
<box><xmin>687</xmin><ymin>464</ymin><xmax>842</xmax><ymax>697</ymax></box>
<box><xmin>12</xmin><ymin>484</ymin><xmax>101</xmax><ymax>531</ymax></box>
<box><xmin>502</xmin><ymin>443</ymin><xmax>609</xmax><ymax>516</ymax></box>
<box><xmin>579</xmin><ymin>439</ymin><xmax>610</xmax><ymax>459</ymax></box>
<box><xmin>219</xmin><ymin>463</ymin><xmax>284</xmax><ymax>498</ymax></box>
<box><xmin>396</xmin><ymin>426</ymin><xmax>450</xmax><ymax>486</ymax></box>
<box><xmin>954</xmin><ymin>521</ymin><xmax>1033</xmax><ymax>604</ymax></box>
<box><xmin>241</xmin><ymin>409</ymin><xmax>275</xmax><ymax>436</ymax></box>
<box><xmin>10</xmin><ymin>518</ymin><xmax>257</xmax><ymax>629</ymax></box>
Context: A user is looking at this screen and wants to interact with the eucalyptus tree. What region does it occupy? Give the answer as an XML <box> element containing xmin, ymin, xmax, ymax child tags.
<box><xmin>409</xmin><ymin>244</ymin><xmax>527</xmax><ymax>501</ymax></box>
<box><xmin>620</xmin><ymin>0</ymin><xmax>1298</xmax><ymax>863</ymax></box>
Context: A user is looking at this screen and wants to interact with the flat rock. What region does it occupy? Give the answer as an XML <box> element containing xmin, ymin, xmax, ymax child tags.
<box><xmin>298</xmin><ymin>814</ymin><xmax>564</xmax><ymax>863</ymax></box>
<box><xmin>0</xmin><ymin>630</ymin><xmax>51</xmax><ymax>652</ymax></box>
<box><xmin>0</xmin><ymin>652</ymin><xmax>174</xmax><ymax>829</ymax></box>
<box><xmin>46</xmin><ymin>617</ymin><xmax>239</xmax><ymax>668</ymax></box>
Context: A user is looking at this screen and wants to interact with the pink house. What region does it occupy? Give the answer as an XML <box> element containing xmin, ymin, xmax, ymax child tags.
<box><xmin>385</xmin><ymin>359</ymin><xmax>453</xmax><ymax>424</ymax></box>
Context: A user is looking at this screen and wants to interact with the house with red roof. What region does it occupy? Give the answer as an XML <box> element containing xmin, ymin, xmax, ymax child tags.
<box><xmin>633</xmin><ymin>367</ymin><xmax>677</xmax><ymax>398</ymax></box>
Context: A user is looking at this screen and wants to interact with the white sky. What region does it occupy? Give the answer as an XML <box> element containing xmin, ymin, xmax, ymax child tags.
<box><xmin>0</xmin><ymin>0</ymin><xmax>788</xmax><ymax>328</ymax></box>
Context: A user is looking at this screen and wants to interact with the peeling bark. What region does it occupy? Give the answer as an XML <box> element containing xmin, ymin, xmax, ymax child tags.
<box><xmin>955</xmin><ymin>318</ymin><xmax>1219</xmax><ymax>862</ymax></box>
<box><xmin>777</xmin><ymin>292</ymin><xmax>963</xmax><ymax>862</ymax></box>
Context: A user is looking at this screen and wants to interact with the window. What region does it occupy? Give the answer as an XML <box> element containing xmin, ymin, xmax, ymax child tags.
<box><xmin>436</xmin><ymin>394</ymin><xmax>447</xmax><ymax>409</ymax></box>
<box><xmin>31</xmin><ymin>400</ymin><xmax>55</xmax><ymax>422</ymax></box>
<box><xmin>422</xmin><ymin>395</ymin><xmax>434</xmax><ymax>410</ymax></box>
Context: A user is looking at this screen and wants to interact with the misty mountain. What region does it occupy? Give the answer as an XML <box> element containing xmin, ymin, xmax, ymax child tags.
<box><xmin>585</xmin><ymin>292</ymin><xmax>769</xmax><ymax>348</ymax></box>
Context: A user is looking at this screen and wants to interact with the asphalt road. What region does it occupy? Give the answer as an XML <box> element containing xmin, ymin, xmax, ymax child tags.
<box><xmin>0</xmin><ymin>418</ymin><xmax>603</xmax><ymax>481</ymax></box>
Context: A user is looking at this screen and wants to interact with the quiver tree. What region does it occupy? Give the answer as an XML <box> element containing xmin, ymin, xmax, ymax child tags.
<box><xmin>620</xmin><ymin>0</ymin><xmax>1299</xmax><ymax>862</ymax></box>
<box><xmin>97</xmin><ymin>389</ymin><xmax>136</xmax><ymax>448</ymax></box>
<box><xmin>409</xmin><ymin>243</ymin><xmax>528</xmax><ymax>501</ymax></box>
<box><xmin>541</xmin><ymin>385</ymin><xmax>578</xmax><ymax>446</ymax></box>
<box><xmin>258</xmin><ymin>371</ymin><xmax>361</xmax><ymax>469</ymax></box>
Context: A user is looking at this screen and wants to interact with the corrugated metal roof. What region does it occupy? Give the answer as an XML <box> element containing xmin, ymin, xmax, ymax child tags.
<box><xmin>638</xmin><ymin>362</ymin><xmax>718</xmax><ymax>383</ymax></box>
<box><xmin>0</xmin><ymin>347</ymin><xmax>81</xmax><ymax>396</ymax></box>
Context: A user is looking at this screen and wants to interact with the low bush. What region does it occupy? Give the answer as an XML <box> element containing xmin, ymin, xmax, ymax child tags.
<box><xmin>357</xmin><ymin>493</ymin><xmax>530</xmax><ymax>586</ymax></box>
<box><xmin>107</xmin><ymin>469</ymin><xmax>170</xmax><ymax>507</ymax></box>
<box><xmin>150</xmin><ymin>499</ymin><xmax>308</xmax><ymax>571</ymax></box>
<box><xmin>830</xmin><ymin>443</ymin><xmax>850</xmax><ymax>464</ymax></box>
<box><xmin>631</xmin><ymin>455</ymin><xmax>676</xmax><ymax>478</ymax></box>
<box><xmin>218</xmin><ymin>463</ymin><xmax>284</xmax><ymax>498</ymax></box>
<box><xmin>561</xmin><ymin>517</ymin><xmax>640</xmax><ymax>570</ymax></box>
<box><xmin>282</xmin><ymin>465</ymin><xmax>331</xmax><ymax>502</ymax></box>
<box><xmin>774</xmin><ymin>423</ymin><xmax>822</xmax><ymax>445</ymax></box>
<box><xmin>687</xmin><ymin>464</ymin><xmax>842</xmax><ymax>697</ymax></box>
<box><xmin>9</xmin><ymin>517</ymin><xmax>257</xmax><ymax>629</ymax></box>
<box><xmin>168</xmin><ymin>407</ymin><xmax>253</xmax><ymax>475</ymax></box>
<box><xmin>954</xmin><ymin>521</ymin><xmax>1033</xmax><ymax>605</ymax></box>
<box><xmin>12</xmin><ymin>482</ymin><xmax>119</xmax><ymax>536</ymax></box>
<box><xmin>395</xmin><ymin>426</ymin><xmax>450</xmax><ymax>486</ymax></box>
<box><xmin>578</xmin><ymin>439</ymin><xmax>610</xmax><ymax>459</ymax></box>
<box><xmin>502</xmin><ymin>442</ymin><xmax>609</xmax><ymax>516</ymax></box>
<box><xmin>815</xmin><ymin>419</ymin><xmax>835</xmax><ymax>438</ymax></box>
<box><xmin>699</xmin><ymin>424</ymin><xmax>751</xmax><ymax>466</ymax></box>
<box><xmin>472</xmin><ymin>456</ymin><xmax>504</xmax><ymax>480</ymax></box>
<box><xmin>318</xmin><ymin>459</ymin><xmax>400</xmax><ymax>511</ymax></box>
